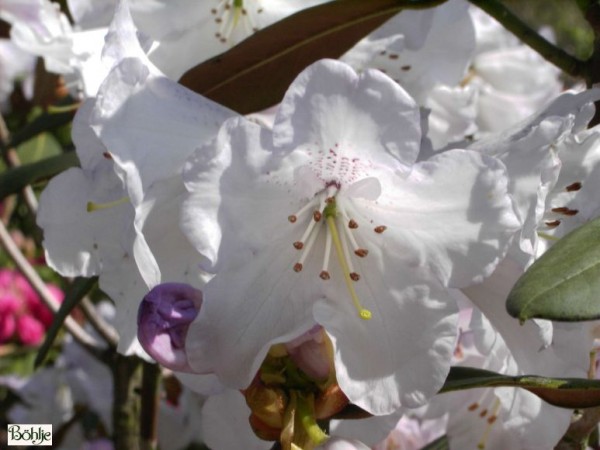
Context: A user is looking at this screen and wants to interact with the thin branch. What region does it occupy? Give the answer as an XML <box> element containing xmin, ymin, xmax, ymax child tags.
<box><xmin>467</xmin><ymin>0</ymin><xmax>587</xmax><ymax>79</ymax></box>
<box><xmin>80</xmin><ymin>297</ymin><xmax>119</xmax><ymax>347</ymax></box>
<box><xmin>140</xmin><ymin>361</ymin><xmax>161</xmax><ymax>450</ymax></box>
<box><xmin>0</xmin><ymin>219</ymin><xmax>101</xmax><ymax>352</ymax></box>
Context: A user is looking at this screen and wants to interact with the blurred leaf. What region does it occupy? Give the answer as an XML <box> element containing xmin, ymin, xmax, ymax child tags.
<box><xmin>17</xmin><ymin>133</ymin><xmax>62</xmax><ymax>165</ymax></box>
<box><xmin>35</xmin><ymin>277</ymin><xmax>98</xmax><ymax>368</ymax></box>
<box><xmin>441</xmin><ymin>366</ymin><xmax>600</xmax><ymax>409</ymax></box>
<box><xmin>179</xmin><ymin>0</ymin><xmax>446</xmax><ymax>114</ymax></box>
<box><xmin>7</xmin><ymin>103</ymin><xmax>77</xmax><ymax>149</ymax></box>
<box><xmin>0</xmin><ymin>151</ymin><xmax>79</xmax><ymax>200</ymax></box>
<box><xmin>506</xmin><ymin>217</ymin><xmax>600</xmax><ymax>322</ymax></box>
<box><xmin>420</xmin><ymin>436</ymin><xmax>449</xmax><ymax>450</ymax></box>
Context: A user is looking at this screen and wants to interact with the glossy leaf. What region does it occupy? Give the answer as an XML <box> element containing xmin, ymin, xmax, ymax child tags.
<box><xmin>441</xmin><ymin>366</ymin><xmax>600</xmax><ymax>409</ymax></box>
<box><xmin>35</xmin><ymin>277</ymin><xmax>98</xmax><ymax>368</ymax></box>
<box><xmin>0</xmin><ymin>151</ymin><xmax>79</xmax><ymax>200</ymax></box>
<box><xmin>420</xmin><ymin>436</ymin><xmax>449</xmax><ymax>450</ymax></box>
<box><xmin>506</xmin><ymin>217</ymin><xmax>600</xmax><ymax>322</ymax></box>
<box><xmin>179</xmin><ymin>0</ymin><xmax>446</xmax><ymax>114</ymax></box>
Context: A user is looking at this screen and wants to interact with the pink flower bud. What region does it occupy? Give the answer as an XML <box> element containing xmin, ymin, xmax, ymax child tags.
<box><xmin>286</xmin><ymin>326</ymin><xmax>332</xmax><ymax>380</ymax></box>
<box><xmin>137</xmin><ymin>283</ymin><xmax>202</xmax><ymax>372</ymax></box>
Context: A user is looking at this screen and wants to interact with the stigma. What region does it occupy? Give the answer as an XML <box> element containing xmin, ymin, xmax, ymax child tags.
<box><xmin>288</xmin><ymin>188</ymin><xmax>387</xmax><ymax>321</ymax></box>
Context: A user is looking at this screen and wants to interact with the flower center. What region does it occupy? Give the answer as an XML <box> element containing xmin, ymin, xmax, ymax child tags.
<box><xmin>288</xmin><ymin>187</ymin><xmax>387</xmax><ymax>321</ymax></box>
<box><xmin>210</xmin><ymin>0</ymin><xmax>263</xmax><ymax>44</ymax></box>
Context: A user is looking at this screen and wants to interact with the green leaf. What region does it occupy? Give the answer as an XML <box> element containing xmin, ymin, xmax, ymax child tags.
<box><xmin>0</xmin><ymin>151</ymin><xmax>79</xmax><ymax>200</ymax></box>
<box><xmin>441</xmin><ymin>366</ymin><xmax>600</xmax><ymax>409</ymax></box>
<box><xmin>35</xmin><ymin>277</ymin><xmax>98</xmax><ymax>368</ymax></box>
<box><xmin>179</xmin><ymin>0</ymin><xmax>447</xmax><ymax>114</ymax></box>
<box><xmin>506</xmin><ymin>216</ymin><xmax>600</xmax><ymax>322</ymax></box>
<box><xmin>420</xmin><ymin>436</ymin><xmax>449</xmax><ymax>450</ymax></box>
<box><xmin>7</xmin><ymin>103</ymin><xmax>76</xmax><ymax>149</ymax></box>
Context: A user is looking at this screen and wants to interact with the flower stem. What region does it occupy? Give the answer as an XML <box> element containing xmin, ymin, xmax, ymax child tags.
<box><xmin>467</xmin><ymin>0</ymin><xmax>586</xmax><ymax>79</ymax></box>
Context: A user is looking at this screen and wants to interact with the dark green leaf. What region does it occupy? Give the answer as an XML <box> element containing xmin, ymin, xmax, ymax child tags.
<box><xmin>35</xmin><ymin>277</ymin><xmax>98</xmax><ymax>368</ymax></box>
<box><xmin>7</xmin><ymin>103</ymin><xmax>76</xmax><ymax>149</ymax></box>
<box><xmin>441</xmin><ymin>366</ymin><xmax>600</xmax><ymax>409</ymax></box>
<box><xmin>506</xmin><ymin>216</ymin><xmax>600</xmax><ymax>322</ymax></box>
<box><xmin>0</xmin><ymin>151</ymin><xmax>79</xmax><ymax>200</ymax></box>
<box><xmin>420</xmin><ymin>436</ymin><xmax>449</xmax><ymax>450</ymax></box>
<box><xmin>179</xmin><ymin>0</ymin><xmax>446</xmax><ymax>114</ymax></box>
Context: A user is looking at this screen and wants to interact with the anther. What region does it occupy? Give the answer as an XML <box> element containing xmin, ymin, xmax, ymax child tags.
<box><xmin>487</xmin><ymin>416</ymin><xmax>497</xmax><ymax>424</ymax></box>
<box><xmin>479</xmin><ymin>409</ymin><xmax>488</xmax><ymax>418</ymax></box>
<box><xmin>374</xmin><ymin>225</ymin><xmax>387</xmax><ymax>233</ymax></box>
<box><xmin>320</xmin><ymin>271</ymin><xmax>330</xmax><ymax>280</ymax></box>
<box><xmin>551</xmin><ymin>207</ymin><xmax>578</xmax><ymax>216</ymax></box>
<box><xmin>293</xmin><ymin>242</ymin><xmax>304</xmax><ymax>250</ymax></box>
<box><xmin>313</xmin><ymin>211</ymin><xmax>322</xmax><ymax>222</ymax></box>
<box><xmin>102</xmin><ymin>152</ymin><xmax>113</xmax><ymax>159</ymax></box>
<box><xmin>288</xmin><ymin>215</ymin><xmax>297</xmax><ymax>223</ymax></box>
<box><xmin>354</xmin><ymin>249</ymin><xmax>368</xmax><ymax>257</ymax></box>
<box><xmin>294</xmin><ymin>263</ymin><xmax>303</xmax><ymax>272</ymax></box>
<box><xmin>566</xmin><ymin>181</ymin><xmax>582</xmax><ymax>192</ymax></box>
<box><xmin>350</xmin><ymin>273</ymin><xmax>360</xmax><ymax>282</ymax></box>
<box><xmin>468</xmin><ymin>403</ymin><xmax>478</xmax><ymax>411</ymax></box>
<box><xmin>545</xmin><ymin>220</ymin><xmax>560</xmax><ymax>228</ymax></box>
<box><xmin>348</xmin><ymin>219</ymin><xmax>358</xmax><ymax>229</ymax></box>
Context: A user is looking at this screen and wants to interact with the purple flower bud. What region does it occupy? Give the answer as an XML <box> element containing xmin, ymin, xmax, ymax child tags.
<box><xmin>137</xmin><ymin>283</ymin><xmax>202</xmax><ymax>372</ymax></box>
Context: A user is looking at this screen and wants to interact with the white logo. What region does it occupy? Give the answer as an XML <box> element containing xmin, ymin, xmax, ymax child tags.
<box><xmin>7</xmin><ymin>424</ymin><xmax>52</xmax><ymax>446</ymax></box>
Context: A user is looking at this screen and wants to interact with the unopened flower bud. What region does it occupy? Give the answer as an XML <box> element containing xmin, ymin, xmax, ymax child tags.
<box><xmin>137</xmin><ymin>283</ymin><xmax>202</xmax><ymax>371</ymax></box>
<box><xmin>286</xmin><ymin>326</ymin><xmax>333</xmax><ymax>380</ymax></box>
<box><xmin>244</xmin><ymin>378</ymin><xmax>287</xmax><ymax>429</ymax></box>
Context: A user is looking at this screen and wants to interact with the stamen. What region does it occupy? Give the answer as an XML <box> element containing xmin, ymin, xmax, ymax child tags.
<box><xmin>320</xmin><ymin>226</ymin><xmax>332</xmax><ymax>280</ymax></box>
<box><xmin>297</xmin><ymin>222</ymin><xmax>321</xmax><ymax>267</ymax></box>
<box><xmin>289</xmin><ymin>198</ymin><xmax>320</xmax><ymax>224</ymax></box>
<box><xmin>477</xmin><ymin>399</ymin><xmax>501</xmax><ymax>450</ymax></box>
<box><xmin>338</xmin><ymin>218</ymin><xmax>357</xmax><ymax>280</ymax></box>
<box><xmin>338</xmin><ymin>206</ymin><xmax>368</xmax><ymax>258</ymax></box>
<box><xmin>551</xmin><ymin>206</ymin><xmax>578</xmax><ymax>216</ymax></box>
<box><xmin>325</xmin><ymin>213</ymin><xmax>372</xmax><ymax>321</ymax></box>
<box><xmin>87</xmin><ymin>196</ymin><xmax>129</xmax><ymax>212</ymax></box>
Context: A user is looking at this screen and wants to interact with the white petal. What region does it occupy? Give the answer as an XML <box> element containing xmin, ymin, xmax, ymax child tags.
<box><xmin>273</xmin><ymin>59</ymin><xmax>421</xmax><ymax>174</ymax></box>
<box><xmin>314</xmin><ymin>272</ymin><xmax>458</xmax><ymax>415</ymax></box>
<box><xmin>201</xmin><ymin>390</ymin><xmax>272</xmax><ymax>450</ymax></box>
<box><xmin>357</xmin><ymin>149</ymin><xmax>520</xmax><ymax>288</ymax></box>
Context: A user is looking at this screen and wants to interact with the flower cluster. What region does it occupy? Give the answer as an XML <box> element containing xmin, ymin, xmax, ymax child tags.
<box><xmin>0</xmin><ymin>268</ymin><xmax>62</xmax><ymax>346</ymax></box>
<box><xmin>1</xmin><ymin>0</ymin><xmax>598</xmax><ymax>449</ymax></box>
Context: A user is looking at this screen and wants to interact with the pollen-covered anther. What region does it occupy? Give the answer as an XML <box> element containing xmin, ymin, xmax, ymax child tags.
<box><xmin>288</xmin><ymin>215</ymin><xmax>297</xmax><ymax>223</ymax></box>
<box><xmin>293</xmin><ymin>241</ymin><xmax>304</xmax><ymax>250</ymax></box>
<box><xmin>374</xmin><ymin>225</ymin><xmax>387</xmax><ymax>233</ymax></box>
<box><xmin>566</xmin><ymin>181</ymin><xmax>582</xmax><ymax>192</ymax></box>
<box><xmin>320</xmin><ymin>271</ymin><xmax>330</xmax><ymax>280</ymax></box>
<box><xmin>479</xmin><ymin>409</ymin><xmax>488</xmax><ymax>418</ymax></box>
<box><xmin>468</xmin><ymin>403</ymin><xmax>479</xmax><ymax>411</ymax></box>
<box><xmin>350</xmin><ymin>273</ymin><xmax>360</xmax><ymax>281</ymax></box>
<box><xmin>294</xmin><ymin>263</ymin><xmax>303</xmax><ymax>272</ymax></box>
<box><xmin>354</xmin><ymin>249</ymin><xmax>368</xmax><ymax>257</ymax></box>
<box><xmin>487</xmin><ymin>415</ymin><xmax>497</xmax><ymax>424</ymax></box>
<box><xmin>313</xmin><ymin>211</ymin><xmax>322</xmax><ymax>222</ymax></box>
<box><xmin>348</xmin><ymin>219</ymin><xmax>358</xmax><ymax>229</ymax></box>
<box><xmin>545</xmin><ymin>220</ymin><xmax>561</xmax><ymax>228</ymax></box>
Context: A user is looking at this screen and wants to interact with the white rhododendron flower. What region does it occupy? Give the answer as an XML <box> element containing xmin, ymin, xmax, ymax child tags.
<box><xmin>180</xmin><ymin>59</ymin><xmax>520</xmax><ymax>415</ymax></box>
